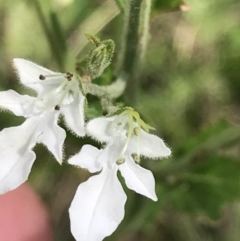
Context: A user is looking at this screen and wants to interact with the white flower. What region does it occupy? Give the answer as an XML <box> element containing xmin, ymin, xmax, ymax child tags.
<box><xmin>68</xmin><ymin>108</ymin><xmax>171</xmax><ymax>241</ymax></box>
<box><xmin>0</xmin><ymin>58</ymin><xmax>85</xmax><ymax>194</ymax></box>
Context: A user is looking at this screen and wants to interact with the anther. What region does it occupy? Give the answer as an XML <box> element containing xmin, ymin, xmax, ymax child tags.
<box><xmin>102</xmin><ymin>110</ymin><xmax>108</xmax><ymax>116</ymax></box>
<box><xmin>116</xmin><ymin>157</ymin><xmax>125</xmax><ymax>165</ymax></box>
<box><xmin>55</xmin><ymin>105</ymin><xmax>60</xmax><ymax>111</ymax></box>
<box><xmin>66</xmin><ymin>72</ymin><xmax>73</xmax><ymax>81</ymax></box>
<box><xmin>39</xmin><ymin>74</ymin><xmax>46</xmax><ymax>80</ymax></box>
<box><xmin>132</xmin><ymin>154</ymin><xmax>140</xmax><ymax>164</ymax></box>
<box><xmin>133</xmin><ymin>127</ymin><xmax>139</xmax><ymax>136</ymax></box>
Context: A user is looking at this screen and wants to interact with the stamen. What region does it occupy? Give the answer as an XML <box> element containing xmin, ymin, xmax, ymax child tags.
<box><xmin>39</xmin><ymin>74</ymin><xmax>46</xmax><ymax>80</ymax></box>
<box><xmin>116</xmin><ymin>109</ymin><xmax>154</xmax><ymax>165</ymax></box>
<box><xmin>116</xmin><ymin>157</ymin><xmax>125</xmax><ymax>165</ymax></box>
<box><xmin>132</xmin><ymin>154</ymin><xmax>141</xmax><ymax>164</ymax></box>
<box><xmin>39</xmin><ymin>73</ymin><xmax>65</xmax><ymax>80</ymax></box>
<box><xmin>119</xmin><ymin>114</ymin><xmax>134</xmax><ymax>158</ymax></box>
<box><xmin>55</xmin><ymin>105</ymin><xmax>60</xmax><ymax>110</ymax></box>
<box><xmin>133</xmin><ymin>127</ymin><xmax>139</xmax><ymax>136</ymax></box>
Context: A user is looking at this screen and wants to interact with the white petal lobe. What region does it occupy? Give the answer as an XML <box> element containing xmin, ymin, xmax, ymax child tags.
<box><xmin>0</xmin><ymin>118</ymin><xmax>39</xmax><ymax>194</ymax></box>
<box><xmin>0</xmin><ymin>90</ymin><xmax>35</xmax><ymax>117</ymax></box>
<box><xmin>69</xmin><ymin>167</ymin><xmax>127</xmax><ymax>241</ymax></box>
<box><xmin>130</xmin><ymin>129</ymin><xmax>171</xmax><ymax>158</ymax></box>
<box><xmin>37</xmin><ymin>112</ymin><xmax>66</xmax><ymax>164</ymax></box>
<box><xmin>68</xmin><ymin>145</ymin><xmax>102</xmax><ymax>173</ymax></box>
<box><xmin>13</xmin><ymin>58</ymin><xmax>55</xmax><ymax>94</ymax></box>
<box><xmin>61</xmin><ymin>91</ymin><xmax>86</xmax><ymax>137</ymax></box>
<box><xmin>119</xmin><ymin>156</ymin><xmax>158</xmax><ymax>201</ymax></box>
<box><xmin>86</xmin><ymin>116</ymin><xmax>116</xmax><ymax>143</ymax></box>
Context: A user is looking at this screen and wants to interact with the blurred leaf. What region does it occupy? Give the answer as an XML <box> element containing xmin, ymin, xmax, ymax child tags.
<box><xmin>32</xmin><ymin>0</ymin><xmax>65</xmax><ymax>69</ymax></box>
<box><xmin>69</xmin><ymin>0</ymin><xmax>120</xmax><ymax>59</ymax></box>
<box><xmin>114</xmin><ymin>0</ymin><xmax>126</xmax><ymax>12</ymax></box>
<box><xmin>162</xmin><ymin>155</ymin><xmax>240</xmax><ymax>220</ymax></box>
<box><xmin>177</xmin><ymin>120</ymin><xmax>230</xmax><ymax>156</ymax></box>
<box><xmin>219</xmin><ymin>26</ymin><xmax>240</xmax><ymax>104</ymax></box>
<box><xmin>153</xmin><ymin>0</ymin><xmax>183</xmax><ymax>11</ymax></box>
<box><xmin>155</xmin><ymin>120</ymin><xmax>240</xmax><ymax>175</ymax></box>
<box><xmin>63</xmin><ymin>0</ymin><xmax>96</xmax><ymax>37</ymax></box>
<box><xmin>50</xmin><ymin>11</ymin><xmax>67</xmax><ymax>53</ymax></box>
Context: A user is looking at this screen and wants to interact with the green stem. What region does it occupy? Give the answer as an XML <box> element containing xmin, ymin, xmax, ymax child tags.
<box><xmin>117</xmin><ymin>0</ymin><xmax>152</xmax><ymax>102</ymax></box>
<box><xmin>119</xmin><ymin>0</ymin><xmax>142</xmax><ymax>76</ymax></box>
<box><xmin>139</xmin><ymin>0</ymin><xmax>152</xmax><ymax>63</ymax></box>
<box><xmin>83</xmin><ymin>82</ymin><xmax>118</xmax><ymax>113</ymax></box>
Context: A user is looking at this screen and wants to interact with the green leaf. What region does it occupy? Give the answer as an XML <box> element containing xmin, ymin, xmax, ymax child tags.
<box><xmin>177</xmin><ymin>119</ymin><xmax>230</xmax><ymax>156</ymax></box>
<box><xmin>114</xmin><ymin>0</ymin><xmax>126</xmax><ymax>12</ymax></box>
<box><xmin>50</xmin><ymin>12</ymin><xmax>67</xmax><ymax>53</ymax></box>
<box><xmin>153</xmin><ymin>0</ymin><xmax>183</xmax><ymax>11</ymax></box>
<box><xmin>161</xmin><ymin>155</ymin><xmax>240</xmax><ymax>219</ymax></box>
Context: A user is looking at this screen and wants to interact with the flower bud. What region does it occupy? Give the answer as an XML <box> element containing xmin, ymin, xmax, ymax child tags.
<box><xmin>86</xmin><ymin>34</ymin><xmax>115</xmax><ymax>79</ymax></box>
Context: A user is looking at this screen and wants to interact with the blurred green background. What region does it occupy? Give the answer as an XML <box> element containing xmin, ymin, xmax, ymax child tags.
<box><xmin>1</xmin><ymin>0</ymin><xmax>240</xmax><ymax>240</ymax></box>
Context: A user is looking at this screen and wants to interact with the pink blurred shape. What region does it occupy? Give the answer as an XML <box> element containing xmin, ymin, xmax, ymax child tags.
<box><xmin>0</xmin><ymin>184</ymin><xmax>53</xmax><ymax>241</ymax></box>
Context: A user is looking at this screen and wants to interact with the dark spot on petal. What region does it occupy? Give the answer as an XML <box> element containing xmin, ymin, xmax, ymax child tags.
<box><xmin>39</xmin><ymin>74</ymin><xmax>46</xmax><ymax>80</ymax></box>
<box><xmin>55</xmin><ymin>105</ymin><xmax>60</xmax><ymax>110</ymax></box>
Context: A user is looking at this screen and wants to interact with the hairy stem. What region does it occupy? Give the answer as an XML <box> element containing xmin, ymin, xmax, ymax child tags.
<box><xmin>83</xmin><ymin>82</ymin><xmax>118</xmax><ymax>113</ymax></box>
<box><xmin>139</xmin><ymin>0</ymin><xmax>152</xmax><ymax>63</ymax></box>
<box><xmin>117</xmin><ymin>0</ymin><xmax>152</xmax><ymax>102</ymax></box>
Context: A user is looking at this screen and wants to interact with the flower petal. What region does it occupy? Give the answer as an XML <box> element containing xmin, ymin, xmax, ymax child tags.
<box><xmin>68</xmin><ymin>145</ymin><xmax>102</xmax><ymax>173</ymax></box>
<box><xmin>69</xmin><ymin>167</ymin><xmax>127</xmax><ymax>241</ymax></box>
<box><xmin>0</xmin><ymin>90</ymin><xmax>35</xmax><ymax>117</ymax></box>
<box><xmin>0</xmin><ymin>118</ymin><xmax>39</xmax><ymax>194</ymax></box>
<box><xmin>86</xmin><ymin>116</ymin><xmax>116</xmax><ymax>143</ymax></box>
<box><xmin>130</xmin><ymin>129</ymin><xmax>171</xmax><ymax>158</ymax></box>
<box><xmin>119</xmin><ymin>155</ymin><xmax>158</xmax><ymax>201</ymax></box>
<box><xmin>100</xmin><ymin>143</ymin><xmax>125</xmax><ymax>168</ymax></box>
<box><xmin>61</xmin><ymin>91</ymin><xmax>85</xmax><ymax>137</ymax></box>
<box><xmin>13</xmin><ymin>58</ymin><xmax>65</xmax><ymax>95</ymax></box>
<box><xmin>37</xmin><ymin>112</ymin><xmax>66</xmax><ymax>164</ymax></box>
<box><xmin>13</xmin><ymin>58</ymin><xmax>53</xmax><ymax>93</ymax></box>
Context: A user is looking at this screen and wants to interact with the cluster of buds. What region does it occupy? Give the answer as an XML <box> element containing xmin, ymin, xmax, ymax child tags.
<box><xmin>0</xmin><ymin>37</ymin><xmax>171</xmax><ymax>241</ymax></box>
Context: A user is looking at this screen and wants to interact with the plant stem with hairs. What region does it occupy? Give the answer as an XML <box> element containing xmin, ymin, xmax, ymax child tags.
<box><xmin>117</xmin><ymin>0</ymin><xmax>152</xmax><ymax>102</ymax></box>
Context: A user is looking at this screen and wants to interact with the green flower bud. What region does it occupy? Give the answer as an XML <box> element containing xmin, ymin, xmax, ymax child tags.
<box><xmin>86</xmin><ymin>34</ymin><xmax>115</xmax><ymax>79</ymax></box>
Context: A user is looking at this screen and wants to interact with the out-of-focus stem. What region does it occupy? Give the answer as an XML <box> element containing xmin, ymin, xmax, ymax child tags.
<box><xmin>33</xmin><ymin>1</ymin><xmax>66</xmax><ymax>71</ymax></box>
